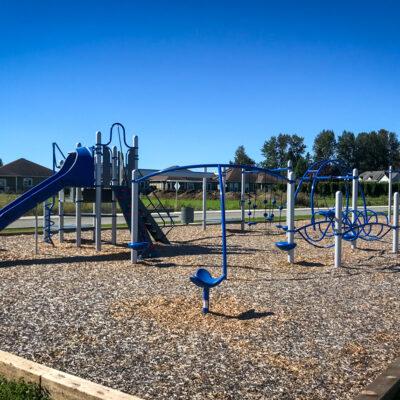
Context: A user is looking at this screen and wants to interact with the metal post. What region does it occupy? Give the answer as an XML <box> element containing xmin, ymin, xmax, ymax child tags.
<box><xmin>388</xmin><ymin>166</ymin><xmax>393</xmax><ymax>222</ymax></box>
<box><xmin>392</xmin><ymin>192</ymin><xmax>399</xmax><ymax>254</ymax></box>
<box><xmin>241</xmin><ymin>169</ymin><xmax>245</xmax><ymax>231</ymax></box>
<box><xmin>202</xmin><ymin>167</ymin><xmax>207</xmax><ymax>230</ymax></box>
<box><xmin>118</xmin><ymin>151</ymin><xmax>124</xmax><ymax>185</ymax></box>
<box><xmin>34</xmin><ymin>205</ymin><xmax>38</xmax><ymax>255</ymax></box>
<box><xmin>42</xmin><ymin>202</ymin><xmax>45</xmax><ymax>241</ymax></box>
<box><xmin>95</xmin><ymin>131</ymin><xmax>102</xmax><ymax>251</ymax></box>
<box><xmin>335</xmin><ymin>191</ymin><xmax>343</xmax><ymax>268</ymax></box>
<box><xmin>58</xmin><ymin>189</ymin><xmax>64</xmax><ymax>243</ymax></box>
<box><xmin>287</xmin><ymin>171</ymin><xmax>295</xmax><ymax>263</ymax></box>
<box><xmin>75</xmin><ymin>187</ymin><xmax>82</xmax><ymax>247</ymax></box>
<box><xmin>286</xmin><ymin>160</ymin><xmax>293</xmax><ymax>231</ymax></box>
<box><xmin>131</xmin><ymin>169</ymin><xmax>139</xmax><ymax>263</ymax></box>
<box><xmin>111</xmin><ymin>146</ymin><xmax>118</xmax><ymax>245</ymax></box>
<box><xmin>351</xmin><ymin>168</ymin><xmax>358</xmax><ymax>250</ymax></box>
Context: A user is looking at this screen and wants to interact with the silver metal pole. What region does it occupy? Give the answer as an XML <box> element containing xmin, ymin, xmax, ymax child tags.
<box><xmin>287</xmin><ymin>171</ymin><xmax>295</xmax><ymax>263</ymax></box>
<box><xmin>111</xmin><ymin>146</ymin><xmax>118</xmax><ymax>245</ymax></box>
<box><xmin>351</xmin><ymin>168</ymin><xmax>358</xmax><ymax>250</ymax></box>
<box><xmin>393</xmin><ymin>192</ymin><xmax>399</xmax><ymax>254</ymax></box>
<box><xmin>95</xmin><ymin>131</ymin><xmax>102</xmax><ymax>251</ymax></box>
<box><xmin>202</xmin><ymin>167</ymin><xmax>207</xmax><ymax>230</ymax></box>
<box><xmin>34</xmin><ymin>205</ymin><xmax>38</xmax><ymax>255</ymax></box>
<box><xmin>241</xmin><ymin>169</ymin><xmax>245</xmax><ymax>231</ymax></box>
<box><xmin>286</xmin><ymin>160</ymin><xmax>293</xmax><ymax>230</ymax></box>
<box><xmin>131</xmin><ymin>168</ymin><xmax>139</xmax><ymax>263</ymax></box>
<box><xmin>388</xmin><ymin>165</ymin><xmax>393</xmax><ymax>222</ymax></box>
<box><xmin>334</xmin><ymin>191</ymin><xmax>343</xmax><ymax>268</ymax></box>
<box><xmin>58</xmin><ymin>189</ymin><xmax>64</xmax><ymax>243</ymax></box>
<box><xmin>75</xmin><ymin>187</ymin><xmax>82</xmax><ymax>247</ymax></box>
<box><xmin>42</xmin><ymin>202</ymin><xmax>46</xmax><ymax>241</ymax></box>
<box><xmin>75</xmin><ymin>142</ymin><xmax>82</xmax><ymax>247</ymax></box>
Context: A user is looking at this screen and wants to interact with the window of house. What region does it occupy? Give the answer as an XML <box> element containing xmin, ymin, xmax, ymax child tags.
<box><xmin>0</xmin><ymin>179</ymin><xmax>6</xmax><ymax>192</ymax></box>
<box><xmin>23</xmin><ymin>177</ymin><xmax>33</xmax><ymax>188</ymax></box>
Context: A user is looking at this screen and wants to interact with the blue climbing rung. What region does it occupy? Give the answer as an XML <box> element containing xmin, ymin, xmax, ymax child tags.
<box><xmin>275</xmin><ymin>241</ymin><xmax>297</xmax><ymax>251</ymax></box>
<box><xmin>319</xmin><ymin>210</ymin><xmax>335</xmax><ymax>218</ymax></box>
<box><xmin>128</xmin><ymin>241</ymin><xmax>149</xmax><ymax>250</ymax></box>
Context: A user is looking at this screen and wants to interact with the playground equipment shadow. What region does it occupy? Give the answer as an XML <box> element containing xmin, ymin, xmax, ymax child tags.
<box><xmin>0</xmin><ymin>225</ymin><xmax>400</xmax><ymax>399</ymax></box>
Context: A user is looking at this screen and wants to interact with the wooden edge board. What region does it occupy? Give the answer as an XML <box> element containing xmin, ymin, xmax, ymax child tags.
<box><xmin>0</xmin><ymin>350</ymin><xmax>143</xmax><ymax>400</ymax></box>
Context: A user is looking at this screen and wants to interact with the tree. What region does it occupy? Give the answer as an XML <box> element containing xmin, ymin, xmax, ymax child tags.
<box><xmin>312</xmin><ymin>130</ymin><xmax>336</xmax><ymax>161</ymax></box>
<box><xmin>337</xmin><ymin>131</ymin><xmax>357</xmax><ymax>167</ymax></box>
<box><xmin>231</xmin><ymin>145</ymin><xmax>255</xmax><ymax>165</ymax></box>
<box><xmin>294</xmin><ymin>152</ymin><xmax>311</xmax><ymax>177</ymax></box>
<box><xmin>0</xmin><ymin>158</ymin><xmax>2</xmax><ymax>167</ymax></box>
<box><xmin>261</xmin><ymin>133</ymin><xmax>306</xmax><ymax>168</ymax></box>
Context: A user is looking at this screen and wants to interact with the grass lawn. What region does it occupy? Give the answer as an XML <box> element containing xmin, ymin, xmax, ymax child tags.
<box><xmin>0</xmin><ymin>376</ymin><xmax>50</xmax><ymax>400</ymax></box>
<box><xmin>0</xmin><ymin>192</ymin><xmax>390</xmax><ymax>217</ymax></box>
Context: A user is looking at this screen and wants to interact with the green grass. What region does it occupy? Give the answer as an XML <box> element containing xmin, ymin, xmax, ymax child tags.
<box><xmin>0</xmin><ymin>376</ymin><xmax>50</xmax><ymax>400</ymax></box>
<box><xmin>0</xmin><ymin>192</ymin><xmax>390</xmax><ymax>217</ymax></box>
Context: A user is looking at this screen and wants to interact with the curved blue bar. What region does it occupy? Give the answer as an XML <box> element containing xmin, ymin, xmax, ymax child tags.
<box><xmin>133</xmin><ymin>163</ymin><xmax>288</xmax><ymax>184</ymax></box>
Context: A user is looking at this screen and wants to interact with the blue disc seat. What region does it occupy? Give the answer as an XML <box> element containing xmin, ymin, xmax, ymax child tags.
<box><xmin>190</xmin><ymin>268</ymin><xmax>225</xmax><ymax>289</ymax></box>
<box><xmin>343</xmin><ymin>232</ymin><xmax>357</xmax><ymax>241</ymax></box>
<box><xmin>128</xmin><ymin>241</ymin><xmax>149</xmax><ymax>251</ymax></box>
<box><xmin>275</xmin><ymin>241</ymin><xmax>297</xmax><ymax>251</ymax></box>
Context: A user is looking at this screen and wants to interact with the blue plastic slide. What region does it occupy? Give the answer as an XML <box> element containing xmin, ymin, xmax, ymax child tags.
<box><xmin>0</xmin><ymin>147</ymin><xmax>94</xmax><ymax>231</ymax></box>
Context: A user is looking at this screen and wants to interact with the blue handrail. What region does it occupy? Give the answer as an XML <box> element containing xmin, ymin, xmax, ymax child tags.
<box><xmin>133</xmin><ymin>163</ymin><xmax>288</xmax><ymax>184</ymax></box>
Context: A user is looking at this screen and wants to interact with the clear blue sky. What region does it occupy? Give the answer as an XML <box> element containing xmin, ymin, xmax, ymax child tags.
<box><xmin>1</xmin><ymin>0</ymin><xmax>400</xmax><ymax>168</ymax></box>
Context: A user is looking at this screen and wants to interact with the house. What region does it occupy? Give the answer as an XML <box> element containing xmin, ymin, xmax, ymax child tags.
<box><xmin>216</xmin><ymin>167</ymin><xmax>282</xmax><ymax>192</ymax></box>
<box><xmin>0</xmin><ymin>158</ymin><xmax>53</xmax><ymax>194</ymax></box>
<box><xmin>378</xmin><ymin>172</ymin><xmax>400</xmax><ymax>183</ymax></box>
<box><xmin>359</xmin><ymin>171</ymin><xmax>387</xmax><ymax>182</ymax></box>
<box><xmin>147</xmin><ymin>167</ymin><xmax>215</xmax><ymax>191</ymax></box>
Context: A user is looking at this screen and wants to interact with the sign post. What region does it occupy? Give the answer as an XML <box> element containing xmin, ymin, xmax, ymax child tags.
<box><xmin>174</xmin><ymin>181</ymin><xmax>180</xmax><ymax>210</ymax></box>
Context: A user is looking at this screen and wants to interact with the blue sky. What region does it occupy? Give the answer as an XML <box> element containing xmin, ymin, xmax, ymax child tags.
<box><xmin>1</xmin><ymin>0</ymin><xmax>400</xmax><ymax>168</ymax></box>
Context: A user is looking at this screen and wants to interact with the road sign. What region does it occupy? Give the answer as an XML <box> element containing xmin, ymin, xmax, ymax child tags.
<box><xmin>174</xmin><ymin>182</ymin><xmax>181</xmax><ymax>191</ymax></box>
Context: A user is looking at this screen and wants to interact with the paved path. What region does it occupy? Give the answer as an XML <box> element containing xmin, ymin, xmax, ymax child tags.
<box><xmin>6</xmin><ymin>205</ymin><xmax>389</xmax><ymax>229</ymax></box>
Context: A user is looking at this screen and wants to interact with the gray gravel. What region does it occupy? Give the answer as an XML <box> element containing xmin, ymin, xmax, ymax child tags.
<box><xmin>0</xmin><ymin>225</ymin><xmax>400</xmax><ymax>399</ymax></box>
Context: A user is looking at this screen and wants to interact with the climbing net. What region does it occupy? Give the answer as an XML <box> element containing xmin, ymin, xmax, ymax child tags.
<box><xmin>293</xmin><ymin>159</ymin><xmax>391</xmax><ymax>248</ymax></box>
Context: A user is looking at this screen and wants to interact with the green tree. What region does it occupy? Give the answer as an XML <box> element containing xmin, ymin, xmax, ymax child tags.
<box><xmin>231</xmin><ymin>145</ymin><xmax>255</xmax><ymax>165</ymax></box>
<box><xmin>337</xmin><ymin>131</ymin><xmax>357</xmax><ymax>166</ymax></box>
<box><xmin>261</xmin><ymin>133</ymin><xmax>306</xmax><ymax>168</ymax></box>
<box><xmin>0</xmin><ymin>158</ymin><xmax>2</xmax><ymax>167</ymax></box>
<box><xmin>312</xmin><ymin>130</ymin><xmax>336</xmax><ymax>161</ymax></box>
<box><xmin>294</xmin><ymin>152</ymin><xmax>311</xmax><ymax>177</ymax></box>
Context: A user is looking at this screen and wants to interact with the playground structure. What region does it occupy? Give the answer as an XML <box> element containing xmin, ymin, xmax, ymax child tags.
<box><xmin>1</xmin><ymin>123</ymin><xmax>400</xmax><ymax>315</ymax></box>
<box><xmin>0</xmin><ymin>123</ymin><xmax>175</xmax><ymax>254</ymax></box>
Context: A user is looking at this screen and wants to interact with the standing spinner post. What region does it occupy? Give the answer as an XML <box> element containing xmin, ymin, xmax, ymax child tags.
<box><xmin>334</xmin><ymin>191</ymin><xmax>343</xmax><ymax>268</ymax></box>
<box><xmin>286</xmin><ymin>171</ymin><xmax>295</xmax><ymax>263</ymax></box>
<box><xmin>351</xmin><ymin>168</ymin><xmax>358</xmax><ymax>249</ymax></box>
<box><xmin>95</xmin><ymin>131</ymin><xmax>102</xmax><ymax>251</ymax></box>
<box><xmin>392</xmin><ymin>192</ymin><xmax>399</xmax><ymax>254</ymax></box>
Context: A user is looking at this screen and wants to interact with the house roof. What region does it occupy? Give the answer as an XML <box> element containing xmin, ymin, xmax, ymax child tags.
<box><xmin>139</xmin><ymin>167</ymin><xmax>214</xmax><ymax>182</ymax></box>
<box><xmin>0</xmin><ymin>158</ymin><xmax>53</xmax><ymax>177</ymax></box>
<box><xmin>359</xmin><ymin>171</ymin><xmax>386</xmax><ymax>181</ymax></box>
<box><xmin>210</xmin><ymin>167</ymin><xmax>281</xmax><ymax>184</ymax></box>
